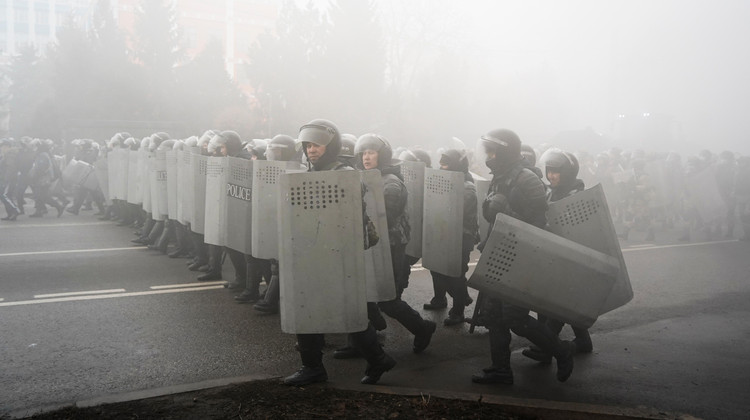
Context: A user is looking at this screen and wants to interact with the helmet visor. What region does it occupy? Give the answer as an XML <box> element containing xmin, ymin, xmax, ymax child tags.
<box><xmin>297</xmin><ymin>124</ymin><xmax>335</xmax><ymax>149</ymax></box>
<box><xmin>266</xmin><ymin>143</ymin><xmax>291</xmax><ymax>161</ymax></box>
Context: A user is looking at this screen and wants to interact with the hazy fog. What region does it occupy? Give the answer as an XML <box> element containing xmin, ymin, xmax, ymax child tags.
<box><xmin>357</xmin><ymin>0</ymin><xmax>750</xmax><ymax>155</ymax></box>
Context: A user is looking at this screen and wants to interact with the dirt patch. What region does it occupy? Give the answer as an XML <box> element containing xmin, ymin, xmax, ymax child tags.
<box><xmin>20</xmin><ymin>378</ymin><xmax>657</xmax><ymax>420</ymax></box>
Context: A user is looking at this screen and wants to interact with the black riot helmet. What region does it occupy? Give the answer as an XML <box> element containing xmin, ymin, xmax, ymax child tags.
<box><xmin>123</xmin><ymin>137</ymin><xmax>139</xmax><ymax>150</ymax></box>
<box><xmin>354</xmin><ymin>133</ymin><xmax>392</xmax><ymax>170</ymax></box>
<box><xmin>399</xmin><ymin>148</ymin><xmax>432</xmax><ymax>168</ymax></box>
<box><xmin>298</xmin><ymin>119</ymin><xmax>341</xmax><ymax>169</ymax></box>
<box><xmin>480</xmin><ymin>128</ymin><xmax>522</xmax><ymax>171</ymax></box>
<box><xmin>208</xmin><ymin>130</ymin><xmax>242</xmax><ymax>157</ymax></box>
<box><xmin>184</xmin><ymin>136</ymin><xmax>199</xmax><ymax>148</ymax></box>
<box><xmin>157</xmin><ymin>139</ymin><xmax>176</xmax><ymax>151</ymax></box>
<box><xmin>340</xmin><ymin>134</ymin><xmax>357</xmax><ymax>158</ymax></box>
<box><xmin>540</xmin><ymin>148</ymin><xmax>579</xmax><ymax>185</ymax></box>
<box><xmin>266</xmin><ymin>134</ymin><xmax>297</xmax><ymax>161</ymax></box>
<box><xmin>521</xmin><ymin>144</ymin><xmax>537</xmax><ymax>166</ymax></box>
<box><xmin>439</xmin><ymin>148</ymin><xmax>469</xmax><ymax>173</ymax></box>
<box><xmin>149</xmin><ymin>132</ymin><xmax>171</xmax><ymax>152</ymax></box>
<box><xmin>249</xmin><ymin>139</ymin><xmax>268</xmax><ymax>160</ymax></box>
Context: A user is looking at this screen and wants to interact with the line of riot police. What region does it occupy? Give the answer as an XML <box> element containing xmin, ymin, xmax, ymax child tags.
<box><xmin>39</xmin><ymin>121</ymin><xmax>748</xmax><ymax>389</ymax></box>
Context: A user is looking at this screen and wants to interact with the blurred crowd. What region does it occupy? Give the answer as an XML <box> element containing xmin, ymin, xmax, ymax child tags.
<box><xmin>2</xmin><ymin>135</ymin><xmax>748</xmax><ymax>244</ymax></box>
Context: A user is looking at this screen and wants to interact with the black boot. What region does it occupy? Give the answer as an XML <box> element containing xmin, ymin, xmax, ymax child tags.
<box><xmin>284</xmin><ymin>335</ymin><xmax>327</xmax><ymax>386</ymax></box>
<box><xmin>471</xmin><ymin>366</ymin><xmax>514</xmax><ymax>384</ymax></box>
<box><xmin>473</xmin><ymin>325</ymin><xmax>514</xmax><ymax>384</ymax></box>
<box><xmin>573</xmin><ymin>328</ymin><xmax>593</xmax><ymax>353</ymax></box>
<box><xmin>361</xmin><ymin>353</ymin><xmax>396</xmax><ymax>385</ymax></box>
<box><xmin>235</xmin><ymin>289</ymin><xmax>259</xmax><ymax>303</ymax></box>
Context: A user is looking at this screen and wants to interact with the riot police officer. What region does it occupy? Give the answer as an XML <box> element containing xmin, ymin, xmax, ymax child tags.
<box><xmin>249</xmin><ymin>134</ymin><xmax>300</xmax><ymax>310</ymax></box>
<box><xmin>471</xmin><ymin>128</ymin><xmax>575</xmax><ymax>385</ymax></box>
<box><xmin>434</xmin><ymin>148</ymin><xmax>480</xmax><ymax>326</ymax></box>
<box><xmin>354</xmin><ymin>133</ymin><xmax>437</xmax><ymax>352</ymax></box>
<box><xmin>28</xmin><ymin>139</ymin><xmax>64</xmax><ymax>218</ymax></box>
<box><xmin>522</xmin><ymin>148</ymin><xmax>593</xmax><ymax>363</ymax></box>
<box><xmin>283</xmin><ymin>119</ymin><xmax>396</xmax><ymax>387</ymax></box>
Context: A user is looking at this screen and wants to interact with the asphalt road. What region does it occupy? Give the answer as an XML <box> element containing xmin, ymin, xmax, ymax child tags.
<box><xmin>1</xmin><ymin>212</ymin><xmax>749</xmax><ymax>419</ymax></box>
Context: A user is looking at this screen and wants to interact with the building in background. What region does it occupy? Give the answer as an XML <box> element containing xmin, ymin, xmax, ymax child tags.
<box><xmin>1</xmin><ymin>0</ymin><xmax>277</xmax><ymax>89</ymax></box>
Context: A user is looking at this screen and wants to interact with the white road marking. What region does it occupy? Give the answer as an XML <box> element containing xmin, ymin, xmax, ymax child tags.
<box><xmin>0</xmin><ymin>286</ymin><xmax>224</xmax><ymax>307</ymax></box>
<box><xmin>0</xmin><ymin>221</ymin><xmax>110</xmax><ymax>229</ymax></box>
<box><xmin>622</xmin><ymin>239</ymin><xmax>738</xmax><ymax>252</ymax></box>
<box><xmin>35</xmin><ymin>289</ymin><xmax>127</xmax><ymax>299</ymax></box>
<box><xmin>411</xmin><ymin>262</ymin><xmax>478</xmax><ymax>272</ymax></box>
<box><xmin>151</xmin><ymin>281</ymin><xmax>226</xmax><ymax>290</ymax></box>
<box><xmin>0</xmin><ymin>246</ymin><xmax>147</xmax><ymax>257</ymax></box>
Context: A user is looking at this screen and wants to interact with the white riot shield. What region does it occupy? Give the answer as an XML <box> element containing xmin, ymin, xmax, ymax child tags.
<box><xmin>250</xmin><ymin>160</ymin><xmax>303</xmax><ymax>259</ymax></box>
<box><xmin>62</xmin><ymin>159</ymin><xmax>92</xmax><ymax>188</ymax></box>
<box><xmin>546</xmin><ymin>184</ymin><xmax>633</xmax><ymax>315</ymax></box>
<box><xmin>473</xmin><ymin>173</ymin><xmax>491</xmax><ymax>244</ymax></box>
<box><xmin>361</xmin><ymin>170</ymin><xmax>396</xmax><ymax>302</ymax></box>
<box><xmin>400</xmin><ymin>161</ymin><xmax>425</xmax><ymax>258</ymax></box>
<box><xmin>178</xmin><ymin>150</ymin><xmax>193</xmax><ymax>225</ymax></box>
<box><xmin>203</xmin><ymin>156</ymin><xmax>227</xmax><ymax>246</ymax></box>
<box><xmin>154</xmin><ymin>150</ymin><xmax>169</xmax><ymax>220</ymax></box>
<box><xmin>142</xmin><ymin>152</ymin><xmax>152</xmax><ymax>214</ymax></box>
<box><xmin>116</xmin><ymin>148</ymin><xmax>129</xmax><ymax>202</ymax></box>
<box><xmin>421</xmin><ymin>168</ymin><xmax>464</xmax><ymax>277</ymax></box>
<box><xmin>225</xmin><ymin>157</ymin><xmax>253</xmax><ymax>254</ymax></box>
<box><xmin>468</xmin><ymin>212</ymin><xmax>620</xmax><ymax>328</ymax></box>
<box><xmin>191</xmin><ymin>154</ymin><xmax>208</xmax><ymax>234</ymax></box>
<box><xmin>166</xmin><ymin>150</ymin><xmax>178</xmax><ymax>219</ymax></box>
<box><xmin>108</xmin><ymin>150</ymin><xmax>122</xmax><ymax>200</ymax></box>
<box><xmin>686</xmin><ymin>166</ymin><xmax>727</xmax><ymax>224</ymax></box>
<box><xmin>107</xmin><ymin>152</ymin><xmax>116</xmax><ymax>200</ymax></box>
<box><xmin>127</xmin><ymin>151</ymin><xmax>141</xmax><ymax>205</ymax></box>
<box><xmin>175</xmin><ymin>150</ymin><xmax>184</xmax><ymax>223</ymax></box>
<box><xmin>278</xmin><ymin>170</ymin><xmax>368</xmax><ymax>334</ymax></box>
<box><xmin>94</xmin><ymin>157</ymin><xmax>110</xmax><ymax>205</ymax></box>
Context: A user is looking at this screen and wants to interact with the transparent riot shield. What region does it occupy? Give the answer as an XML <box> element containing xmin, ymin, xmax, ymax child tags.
<box><xmin>62</xmin><ymin>159</ymin><xmax>91</xmax><ymax>188</ymax></box>
<box><xmin>468</xmin><ymin>212</ymin><xmax>620</xmax><ymax>328</ymax></box>
<box><xmin>203</xmin><ymin>156</ymin><xmax>227</xmax><ymax>246</ymax></box>
<box><xmin>178</xmin><ymin>150</ymin><xmax>193</xmax><ymax>225</ymax></box>
<box><xmin>166</xmin><ymin>150</ymin><xmax>178</xmax><ymax>219</ymax></box>
<box><xmin>400</xmin><ymin>161</ymin><xmax>425</xmax><ymax>258</ymax></box>
<box><xmin>686</xmin><ymin>166</ymin><xmax>727</xmax><ymax>224</ymax></box>
<box><xmin>421</xmin><ymin>168</ymin><xmax>464</xmax><ymax>277</ymax></box>
<box><xmin>127</xmin><ymin>150</ymin><xmax>141</xmax><ymax>205</ymax></box>
<box><xmin>546</xmin><ymin>183</ymin><xmax>633</xmax><ymax>315</ymax></box>
<box><xmin>191</xmin><ymin>154</ymin><xmax>208</xmax><ymax>234</ymax></box>
<box><xmin>250</xmin><ymin>160</ymin><xmax>303</xmax><ymax>259</ymax></box>
<box><xmin>360</xmin><ymin>170</ymin><xmax>396</xmax><ymax>302</ymax></box>
<box><xmin>226</xmin><ymin>157</ymin><xmax>253</xmax><ymax>254</ymax></box>
<box><xmin>473</xmin><ymin>173</ymin><xmax>491</xmax><ymax>243</ymax></box>
<box><xmin>81</xmin><ymin>163</ymin><xmax>99</xmax><ymax>191</ymax></box>
<box><xmin>94</xmin><ymin>157</ymin><xmax>110</xmax><ymax>205</ymax></box>
<box><xmin>278</xmin><ymin>170</ymin><xmax>368</xmax><ymax>334</ymax></box>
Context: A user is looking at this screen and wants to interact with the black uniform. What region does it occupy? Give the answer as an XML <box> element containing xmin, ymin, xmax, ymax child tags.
<box><xmin>285</xmin><ymin>120</ymin><xmax>395</xmax><ymax>387</ymax></box>
<box><xmin>473</xmin><ymin>129</ymin><xmax>575</xmax><ymax>385</ymax></box>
